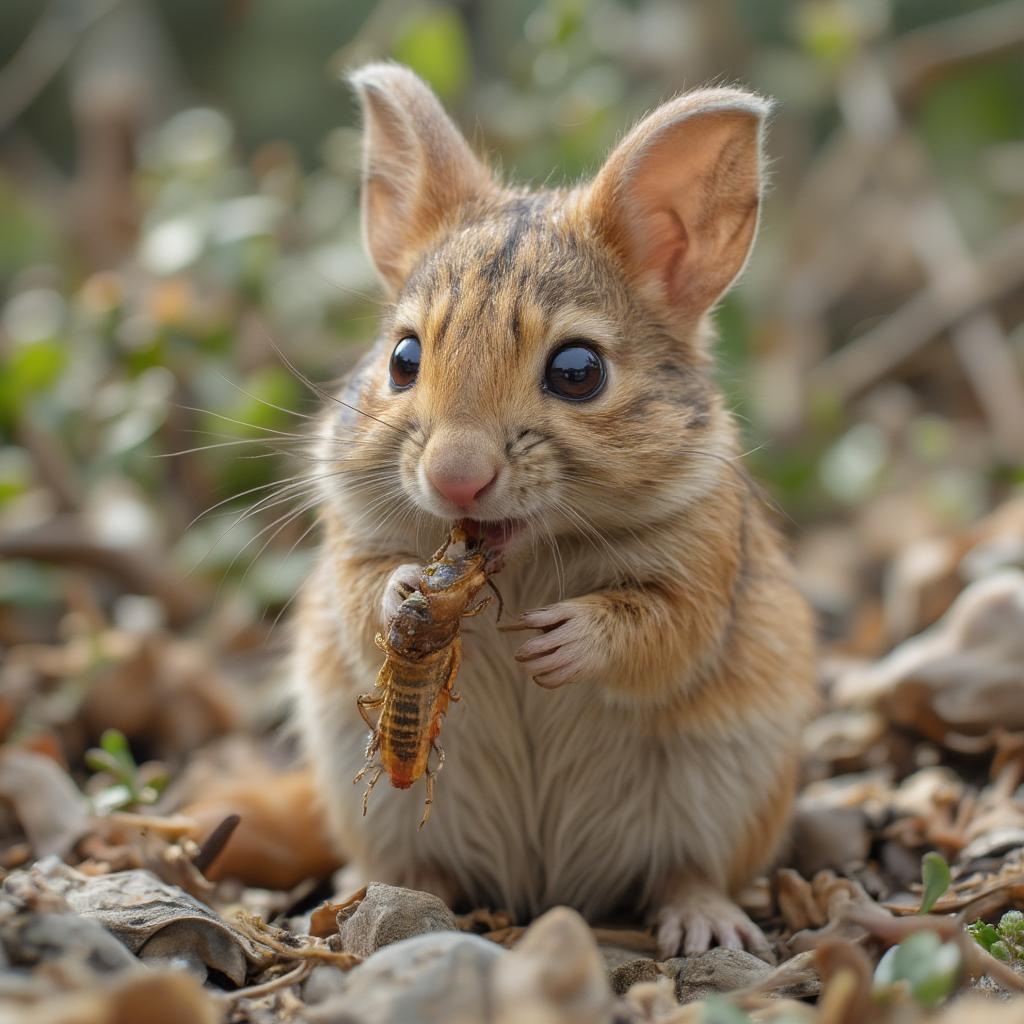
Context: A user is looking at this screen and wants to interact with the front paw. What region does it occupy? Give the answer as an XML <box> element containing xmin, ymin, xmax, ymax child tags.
<box><xmin>654</xmin><ymin>886</ymin><xmax>772</xmax><ymax>961</ymax></box>
<box><xmin>504</xmin><ymin>600</ymin><xmax>605</xmax><ymax>688</ymax></box>
<box><xmin>381</xmin><ymin>563</ymin><xmax>423</xmax><ymax>625</ymax></box>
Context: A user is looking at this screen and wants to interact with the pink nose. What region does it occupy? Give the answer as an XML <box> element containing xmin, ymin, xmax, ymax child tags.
<box><xmin>427</xmin><ymin>469</ymin><xmax>497</xmax><ymax>510</ymax></box>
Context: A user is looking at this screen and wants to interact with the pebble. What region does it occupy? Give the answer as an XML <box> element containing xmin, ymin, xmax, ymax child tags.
<box><xmin>335</xmin><ymin>883</ymin><xmax>457</xmax><ymax>957</ymax></box>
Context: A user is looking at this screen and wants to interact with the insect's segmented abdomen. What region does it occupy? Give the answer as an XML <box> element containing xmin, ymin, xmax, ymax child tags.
<box><xmin>378</xmin><ymin>645</ymin><xmax>456</xmax><ymax>789</ymax></box>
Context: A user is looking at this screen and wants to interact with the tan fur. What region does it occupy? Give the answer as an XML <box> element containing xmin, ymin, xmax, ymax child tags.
<box><xmin>291</xmin><ymin>63</ymin><xmax>817</xmax><ymax>952</ymax></box>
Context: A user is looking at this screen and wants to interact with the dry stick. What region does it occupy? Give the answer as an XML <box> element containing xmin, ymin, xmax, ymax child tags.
<box><xmin>192</xmin><ymin>814</ymin><xmax>241</xmax><ymax>875</ymax></box>
<box><xmin>888</xmin><ymin>0</ymin><xmax>1024</xmax><ymax>106</ymax></box>
<box><xmin>16</xmin><ymin>414</ymin><xmax>82</xmax><ymax>514</ymax></box>
<box><xmin>216</xmin><ymin>961</ymin><xmax>311</xmax><ymax>1005</ymax></box>
<box><xmin>810</xmin><ymin>221</ymin><xmax>1024</xmax><ymax>400</ymax></box>
<box><xmin>0</xmin><ymin>0</ymin><xmax>125</xmax><ymax>132</ymax></box>
<box><xmin>0</xmin><ymin>516</ymin><xmax>207</xmax><ymax>626</ymax></box>
<box><xmin>844</xmin><ymin>904</ymin><xmax>1024</xmax><ymax>993</ymax></box>
<box><xmin>828</xmin><ymin>54</ymin><xmax>1024</xmax><ymax>464</ymax></box>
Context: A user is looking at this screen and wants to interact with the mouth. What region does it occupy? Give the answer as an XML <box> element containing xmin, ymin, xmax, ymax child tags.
<box><xmin>458</xmin><ymin>518</ymin><xmax>526</xmax><ymax>555</ymax></box>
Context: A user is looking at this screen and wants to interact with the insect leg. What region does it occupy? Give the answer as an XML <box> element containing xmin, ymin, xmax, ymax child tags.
<box><xmin>445</xmin><ymin>641</ymin><xmax>462</xmax><ymax>702</ymax></box>
<box><xmin>356</xmin><ymin>765</ymin><xmax>384</xmax><ymax>816</ymax></box>
<box><xmin>356</xmin><ymin>692</ymin><xmax>385</xmax><ymax>732</ymax></box>
<box><xmin>463</xmin><ymin>595</ymin><xmax>493</xmax><ymax>618</ymax></box>
<box><xmin>419</xmin><ymin>769</ymin><xmax>435</xmax><ymax>830</ymax></box>
<box><xmin>485</xmin><ymin>578</ymin><xmax>505</xmax><ymax>621</ymax></box>
<box><xmin>431</xmin><ymin>739</ymin><xmax>446</xmax><ymax>774</ymax></box>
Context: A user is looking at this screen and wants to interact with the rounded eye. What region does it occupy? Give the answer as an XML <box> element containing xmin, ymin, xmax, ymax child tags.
<box><xmin>544</xmin><ymin>342</ymin><xmax>606</xmax><ymax>402</ymax></box>
<box><xmin>389</xmin><ymin>336</ymin><xmax>421</xmax><ymax>390</ymax></box>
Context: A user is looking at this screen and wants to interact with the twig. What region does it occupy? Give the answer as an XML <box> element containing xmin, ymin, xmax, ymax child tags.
<box><xmin>16</xmin><ymin>414</ymin><xmax>82</xmax><ymax>514</ymax></box>
<box><xmin>825</xmin><ymin>54</ymin><xmax>1024</xmax><ymax>463</ymax></box>
<box><xmin>844</xmin><ymin>904</ymin><xmax>1024</xmax><ymax>992</ymax></box>
<box><xmin>889</xmin><ymin>0</ymin><xmax>1024</xmax><ymax>107</ymax></box>
<box><xmin>0</xmin><ymin>516</ymin><xmax>208</xmax><ymax>626</ymax></box>
<box><xmin>217</xmin><ymin>961</ymin><xmax>311</xmax><ymax>1005</ymax></box>
<box><xmin>192</xmin><ymin>813</ymin><xmax>241</xmax><ymax>875</ymax></box>
<box><xmin>810</xmin><ymin>221</ymin><xmax>1024</xmax><ymax>401</ymax></box>
<box><xmin>0</xmin><ymin>0</ymin><xmax>124</xmax><ymax>132</ymax></box>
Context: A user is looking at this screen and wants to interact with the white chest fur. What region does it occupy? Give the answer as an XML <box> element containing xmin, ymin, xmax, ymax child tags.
<box><xmin>294</xmin><ymin>563</ymin><xmax>788</xmax><ymax>920</ymax></box>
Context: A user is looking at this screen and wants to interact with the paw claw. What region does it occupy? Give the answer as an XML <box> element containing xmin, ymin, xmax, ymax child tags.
<box><xmin>655</xmin><ymin>886</ymin><xmax>770</xmax><ymax>960</ymax></box>
<box><xmin>382</xmin><ymin>563</ymin><xmax>423</xmax><ymax>625</ymax></box>
<box><xmin>511</xmin><ymin>602</ymin><xmax>601</xmax><ymax>687</ymax></box>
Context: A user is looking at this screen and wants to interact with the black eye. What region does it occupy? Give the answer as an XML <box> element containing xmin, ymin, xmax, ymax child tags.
<box><xmin>543</xmin><ymin>342</ymin><xmax>605</xmax><ymax>401</ymax></box>
<box><xmin>389</xmin><ymin>336</ymin><xmax>421</xmax><ymax>390</ymax></box>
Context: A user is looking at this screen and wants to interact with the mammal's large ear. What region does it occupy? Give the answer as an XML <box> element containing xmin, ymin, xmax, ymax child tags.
<box><xmin>584</xmin><ymin>88</ymin><xmax>770</xmax><ymax>325</ymax></box>
<box><xmin>349</xmin><ymin>63</ymin><xmax>494</xmax><ymax>293</ymax></box>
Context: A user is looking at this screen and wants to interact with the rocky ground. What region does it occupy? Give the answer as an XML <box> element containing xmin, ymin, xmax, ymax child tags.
<box><xmin>1</xmin><ymin>496</ymin><xmax>1024</xmax><ymax>1022</ymax></box>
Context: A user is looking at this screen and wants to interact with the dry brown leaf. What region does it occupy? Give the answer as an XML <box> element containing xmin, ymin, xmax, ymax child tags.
<box><xmin>310</xmin><ymin>886</ymin><xmax>367</xmax><ymax>939</ymax></box>
<box><xmin>834</xmin><ymin>571</ymin><xmax>1024</xmax><ymax>742</ymax></box>
<box><xmin>775</xmin><ymin>869</ymin><xmax>828</xmax><ymax>932</ymax></box>
<box><xmin>0</xmin><ymin>749</ymin><xmax>91</xmax><ymax>858</ymax></box>
<box><xmin>813</xmin><ymin>940</ymin><xmax>874</xmax><ymax>1024</ymax></box>
<box><xmin>179</xmin><ymin>768</ymin><xmax>340</xmax><ymax>889</ymax></box>
<box><xmin>27</xmin><ymin>860</ymin><xmax>273</xmax><ymax>984</ymax></box>
<box><xmin>787</xmin><ymin>873</ymin><xmax>891</xmax><ymax>953</ymax></box>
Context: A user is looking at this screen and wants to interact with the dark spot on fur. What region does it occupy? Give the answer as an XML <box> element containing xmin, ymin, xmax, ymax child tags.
<box><xmin>653</xmin><ymin>362</ymin><xmax>712</xmax><ymax>427</ymax></box>
<box><xmin>479</xmin><ymin>200</ymin><xmax>535</xmax><ymax>284</ymax></box>
<box><xmin>435</xmin><ymin>295</ymin><xmax>454</xmax><ymax>348</ymax></box>
<box><xmin>510</xmin><ymin>300</ymin><xmax>522</xmax><ymax>347</ymax></box>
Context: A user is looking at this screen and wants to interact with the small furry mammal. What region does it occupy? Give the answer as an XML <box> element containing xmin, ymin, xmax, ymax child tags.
<box><xmin>292</xmin><ymin>62</ymin><xmax>817</xmax><ymax>956</ymax></box>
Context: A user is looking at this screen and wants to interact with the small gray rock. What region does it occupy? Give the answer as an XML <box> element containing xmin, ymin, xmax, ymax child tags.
<box><xmin>675</xmin><ymin>948</ymin><xmax>771</xmax><ymax>1003</ymax></box>
<box><xmin>608</xmin><ymin>957</ymin><xmax>662</xmax><ymax>995</ymax></box>
<box><xmin>336</xmin><ymin>883</ymin><xmax>457</xmax><ymax>957</ymax></box>
<box><xmin>307</xmin><ymin>931</ymin><xmax>504</xmax><ymax>1023</ymax></box>
<box><xmin>304</xmin><ymin>964</ymin><xmax>350</xmax><ymax>1005</ymax></box>
<box><xmin>599</xmin><ymin>945</ymin><xmax>651</xmax><ymax>971</ymax></box>
<box><xmin>1</xmin><ymin>912</ymin><xmax>140</xmax><ymax>974</ymax></box>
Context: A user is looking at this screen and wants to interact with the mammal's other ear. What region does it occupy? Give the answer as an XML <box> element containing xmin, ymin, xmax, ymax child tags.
<box><xmin>348</xmin><ymin>63</ymin><xmax>494</xmax><ymax>294</ymax></box>
<box><xmin>584</xmin><ymin>88</ymin><xmax>770</xmax><ymax>325</ymax></box>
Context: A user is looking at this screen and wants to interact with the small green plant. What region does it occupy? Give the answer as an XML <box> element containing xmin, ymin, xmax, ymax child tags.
<box><xmin>84</xmin><ymin>728</ymin><xmax>168</xmax><ymax>813</ymax></box>
<box><xmin>873</xmin><ymin>930</ymin><xmax>961</xmax><ymax>1009</ymax></box>
<box><xmin>969</xmin><ymin>911</ymin><xmax>1024</xmax><ymax>962</ymax></box>
<box><xmin>918</xmin><ymin>851</ymin><xmax>951</xmax><ymax>914</ymax></box>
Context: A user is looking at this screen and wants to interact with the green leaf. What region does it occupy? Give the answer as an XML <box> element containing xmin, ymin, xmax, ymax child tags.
<box><xmin>83</xmin><ymin>749</ymin><xmax>122</xmax><ymax>777</ymax></box>
<box><xmin>991</xmin><ymin>940</ymin><xmax>1010</xmax><ymax>962</ymax></box>
<box><xmin>919</xmin><ymin>852</ymin><xmax>951</xmax><ymax>914</ymax></box>
<box><xmin>6</xmin><ymin>340</ymin><xmax>67</xmax><ymax>396</ymax></box>
<box><xmin>700</xmin><ymin>997</ymin><xmax>753</xmax><ymax>1024</ymax></box>
<box><xmin>968</xmin><ymin>920</ymin><xmax>1001</xmax><ymax>954</ymax></box>
<box><xmin>97</xmin><ymin>728</ymin><xmax>139</xmax><ymax>788</ymax></box>
<box><xmin>393</xmin><ymin>6</ymin><xmax>470</xmax><ymax>100</ymax></box>
<box><xmin>874</xmin><ymin>931</ymin><xmax>960</xmax><ymax>1009</ymax></box>
<box><xmin>100</xmin><ymin>727</ymin><xmax>133</xmax><ymax>762</ymax></box>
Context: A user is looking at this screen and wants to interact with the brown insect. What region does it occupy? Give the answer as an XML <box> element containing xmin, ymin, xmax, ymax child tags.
<box><xmin>354</xmin><ymin>523</ymin><xmax>502</xmax><ymax>828</ymax></box>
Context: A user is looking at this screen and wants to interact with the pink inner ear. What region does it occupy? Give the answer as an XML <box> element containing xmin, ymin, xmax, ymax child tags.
<box><xmin>654</xmin><ymin>207</ymin><xmax>690</xmax><ymax>306</ymax></box>
<box><xmin>635</xmin><ymin>202</ymin><xmax>690</xmax><ymax>307</ymax></box>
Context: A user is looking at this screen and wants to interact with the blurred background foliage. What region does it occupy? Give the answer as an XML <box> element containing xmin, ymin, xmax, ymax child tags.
<box><xmin>0</xmin><ymin>0</ymin><xmax>1022</xmax><ymax>648</ymax></box>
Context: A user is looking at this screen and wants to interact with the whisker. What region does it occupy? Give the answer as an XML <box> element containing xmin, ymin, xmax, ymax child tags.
<box><xmin>186</xmin><ymin>469</ymin><xmax>325</xmax><ymax>531</ymax></box>
<box><xmin>236</xmin><ymin>496</ymin><xmax>321</xmax><ymax>589</ymax></box>
<box><xmin>171</xmin><ymin>403</ymin><xmax>311</xmax><ymax>440</ymax></box>
<box><xmin>266</xmin><ymin>514</ymin><xmax>323</xmax><ymax>636</ymax></box>
<box><xmin>263</xmin><ymin>335</ymin><xmax>407</xmax><ymax>437</ymax></box>
<box><xmin>213</xmin><ymin>371</ymin><xmax>321</xmax><ymax>421</ymax></box>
